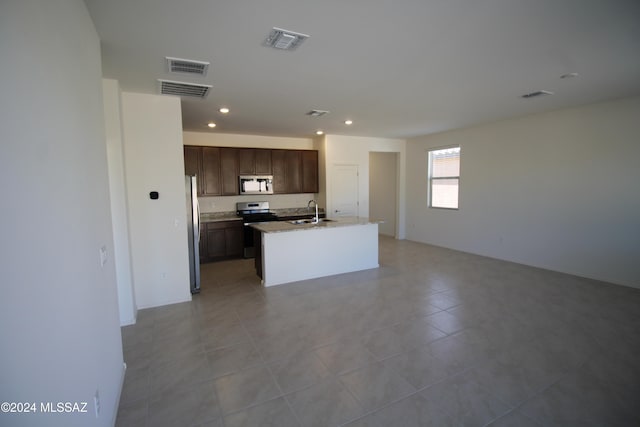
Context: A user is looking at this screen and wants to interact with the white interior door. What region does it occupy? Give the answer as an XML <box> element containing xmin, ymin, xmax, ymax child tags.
<box><xmin>331</xmin><ymin>164</ymin><xmax>359</xmax><ymax>217</ymax></box>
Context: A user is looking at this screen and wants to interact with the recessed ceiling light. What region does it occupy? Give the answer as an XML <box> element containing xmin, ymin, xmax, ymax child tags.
<box><xmin>521</xmin><ymin>90</ymin><xmax>554</xmax><ymax>99</ymax></box>
<box><xmin>207</xmin><ymin>122</ymin><xmax>216</xmax><ymax>128</ymax></box>
<box><xmin>344</xmin><ymin>120</ymin><xmax>353</xmax><ymax>125</ymax></box>
<box><xmin>316</xmin><ymin>130</ymin><xmax>324</xmax><ymax>135</ymax></box>
<box><xmin>219</xmin><ymin>107</ymin><xmax>230</xmax><ymax>114</ymax></box>
<box><xmin>560</xmin><ymin>72</ymin><xmax>579</xmax><ymax>79</ymax></box>
<box><xmin>307</xmin><ymin>110</ymin><xmax>329</xmax><ymax>117</ymax></box>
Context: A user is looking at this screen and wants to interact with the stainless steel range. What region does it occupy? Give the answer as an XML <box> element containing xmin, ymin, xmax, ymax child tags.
<box><xmin>236</xmin><ymin>201</ymin><xmax>279</xmax><ymax>258</ymax></box>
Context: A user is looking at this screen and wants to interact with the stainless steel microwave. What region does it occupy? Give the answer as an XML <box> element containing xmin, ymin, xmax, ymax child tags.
<box><xmin>239</xmin><ymin>175</ymin><xmax>274</xmax><ymax>195</ymax></box>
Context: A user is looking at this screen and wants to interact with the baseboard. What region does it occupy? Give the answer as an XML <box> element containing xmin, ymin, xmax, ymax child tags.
<box><xmin>136</xmin><ymin>294</ymin><xmax>192</xmax><ymax>310</ymax></box>
<box><xmin>110</xmin><ymin>362</ymin><xmax>127</xmax><ymax>427</ymax></box>
<box><xmin>119</xmin><ymin>316</ymin><xmax>136</xmax><ymax>327</ymax></box>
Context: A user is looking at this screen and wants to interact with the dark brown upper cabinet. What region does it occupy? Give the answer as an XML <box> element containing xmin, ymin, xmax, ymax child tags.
<box><xmin>220</xmin><ymin>148</ymin><xmax>239</xmax><ymax>195</ymax></box>
<box><xmin>271</xmin><ymin>149</ymin><xmax>286</xmax><ymax>194</ymax></box>
<box><xmin>301</xmin><ymin>150</ymin><xmax>319</xmax><ymax>193</ymax></box>
<box><xmin>184</xmin><ymin>146</ymin><xmax>201</xmax><ymax>177</ymax></box>
<box><xmin>285</xmin><ymin>150</ymin><xmax>302</xmax><ymax>194</ymax></box>
<box><xmin>238</xmin><ymin>148</ymin><xmax>255</xmax><ymax>175</ymax></box>
<box><xmin>184</xmin><ymin>146</ymin><xmax>317</xmax><ymax>196</ymax></box>
<box><xmin>238</xmin><ymin>148</ymin><xmax>272</xmax><ymax>175</ymax></box>
<box><xmin>184</xmin><ymin>146</ymin><xmax>222</xmax><ymax>196</ymax></box>
<box><xmin>255</xmin><ymin>149</ymin><xmax>272</xmax><ymax>175</ymax></box>
<box><xmin>201</xmin><ymin>147</ymin><xmax>222</xmax><ymax>196</ymax></box>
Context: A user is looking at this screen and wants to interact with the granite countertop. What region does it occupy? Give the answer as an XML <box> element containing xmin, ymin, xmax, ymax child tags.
<box><xmin>199</xmin><ymin>207</ymin><xmax>326</xmax><ymax>223</ymax></box>
<box><xmin>251</xmin><ymin>217</ymin><xmax>379</xmax><ymax>233</ymax></box>
<box><xmin>271</xmin><ymin>207</ymin><xmax>325</xmax><ymax>218</ymax></box>
<box><xmin>200</xmin><ymin>212</ymin><xmax>242</xmax><ymax>223</ymax></box>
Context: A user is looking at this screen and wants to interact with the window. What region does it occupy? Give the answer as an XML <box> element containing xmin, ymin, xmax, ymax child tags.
<box><xmin>428</xmin><ymin>146</ymin><xmax>460</xmax><ymax>209</ymax></box>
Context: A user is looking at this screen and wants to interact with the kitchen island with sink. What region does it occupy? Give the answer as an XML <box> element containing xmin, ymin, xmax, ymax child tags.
<box><xmin>251</xmin><ymin>217</ymin><xmax>379</xmax><ymax>286</ymax></box>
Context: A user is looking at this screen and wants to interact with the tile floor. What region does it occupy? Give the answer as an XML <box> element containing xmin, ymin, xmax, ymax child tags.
<box><xmin>116</xmin><ymin>236</ymin><xmax>640</xmax><ymax>426</ymax></box>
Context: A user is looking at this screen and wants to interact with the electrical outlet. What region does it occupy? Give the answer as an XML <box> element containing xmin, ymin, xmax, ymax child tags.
<box><xmin>94</xmin><ymin>389</ymin><xmax>100</xmax><ymax>418</ymax></box>
<box><xmin>99</xmin><ymin>246</ymin><xmax>108</xmax><ymax>267</ymax></box>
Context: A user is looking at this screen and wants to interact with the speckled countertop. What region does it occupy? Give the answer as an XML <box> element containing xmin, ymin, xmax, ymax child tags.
<box><xmin>250</xmin><ymin>217</ymin><xmax>380</xmax><ymax>233</ymax></box>
<box><xmin>272</xmin><ymin>207</ymin><xmax>325</xmax><ymax>218</ymax></box>
<box><xmin>199</xmin><ymin>207</ymin><xmax>325</xmax><ymax>223</ymax></box>
<box><xmin>200</xmin><ymin>212</ymin><xmax>242</xmax><ymax>223</ymax></box>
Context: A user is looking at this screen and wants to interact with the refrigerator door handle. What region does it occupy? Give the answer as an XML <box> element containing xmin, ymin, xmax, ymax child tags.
<box><xmin>196</xmin><ymin>198</ymin><xmax>201</xmax><ymax>243</ymax></box>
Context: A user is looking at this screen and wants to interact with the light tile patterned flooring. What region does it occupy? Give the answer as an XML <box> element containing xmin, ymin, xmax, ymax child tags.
<box><xmin>116</xmin><ymin>236</ymin><xmax>640</xmax><ymax>426</ymax></box>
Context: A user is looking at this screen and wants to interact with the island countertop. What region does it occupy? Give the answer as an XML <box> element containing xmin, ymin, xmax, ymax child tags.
<box><xmin>251</xmin><ymin>217</ymin><xmax>379</xmax><ymax>233</ymax></box>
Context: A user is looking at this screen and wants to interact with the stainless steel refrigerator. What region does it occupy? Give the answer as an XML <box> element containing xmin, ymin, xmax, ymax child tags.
<box><xmin>185</xmin><ymin>175</ymin><xmax>201</xmax><ymax>293</ymax></box>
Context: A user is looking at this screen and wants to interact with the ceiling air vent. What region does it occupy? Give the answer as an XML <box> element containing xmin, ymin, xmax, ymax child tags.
<box><xmin>158</xmin><ymin>79</ymin><xmax>211</xmax><ymax>98</ymax></box>
<box><xmin>521</xmin><ymin>90</ymin><xmax>554</xmax><ymax>99</ymax></box>
<box><xmin>263</xmin><ymin>27</ymin><xmax>309</xmax><ymax>51</ymax></box>
<box><xmin>306</xmin><ymin>109</ymin><xmax>329</xmax><ymax>117</ymax></box>
<box><xmin>166</xmin><ymin>57</ymin><xmax>209</xmax><ymax>76</ymax></box>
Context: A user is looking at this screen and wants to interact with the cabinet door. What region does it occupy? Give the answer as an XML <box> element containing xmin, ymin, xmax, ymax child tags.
<box><xmin>201</xmin><ymin>147</ymin><xmax>221</xmax><ymax>196</ymax></box>
<box><xmin>225</xmin><ymin>224</ymin><xmax>244</xmax><ymax>258</ymax></box>
<box><xmin>255</xmin><ymin>149</ymin><xmax>272</xmax><ymax>175</ymax></box>
<box><xmin>203</xmin><ymin>221</ymin><xmax>243</xmax><ymax>261</ymax></box>
<box><xmin>184</xmin><ymin>146</ymin><xmax>201</xmax><ymax>176</ymax></box>
<box><xmin>220</xmin><ymin>148</ymin><xmax>239</xmax><ymax>195</ymax></box>
<box><xmin>206</xmin><ymin>226</ymin><xmax>226</xmax><ymax>258</ymax></box>
<box><xmin>199</xmin><ymin>226</ymin><xmax>208</xmax><ymax>263</ymax></box>
<box><xmin>184</xmin><ymin>146</ymin><xmax>202</xmax><ymax>195</ymax></box>
<box><xmin>301</xmin><ymin>150</ymin><xmax>319</xmax><ymax>193</ymax></box>
<box><xmin>285</xmin><ymin>150</ymin><xmax>302</xmax><ymax>193</ymax></box>
<box><xmin>238</xmin><ymin>149</ymin><xmax>255</xmax><ymax>175</ymax></box>
<box><xmin>272</xmin><ymin>149</ymin><xmax>287</xmax><ymax>194</ymax></box>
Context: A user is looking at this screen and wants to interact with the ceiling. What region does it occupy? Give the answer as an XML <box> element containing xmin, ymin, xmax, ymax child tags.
<box><xmin>84</xmin><ymin>0</ymin><xmax>640</xmax><ymax>139</ymax></box>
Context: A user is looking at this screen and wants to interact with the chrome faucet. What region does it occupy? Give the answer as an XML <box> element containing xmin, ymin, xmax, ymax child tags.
<box><xmin>307</xmin><ymin>199</ymin><xmax>319</xmax><ymax>224</ymax></box>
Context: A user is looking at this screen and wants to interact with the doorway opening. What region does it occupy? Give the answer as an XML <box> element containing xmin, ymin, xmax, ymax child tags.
<box><xmin>369</xmin><ymin>152</ymin><xmax>398</xmax><ymax>237</ymax></box>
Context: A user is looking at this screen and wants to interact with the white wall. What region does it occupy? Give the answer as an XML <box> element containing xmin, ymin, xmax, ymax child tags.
<box><xmin>103</xmin><ymin>79</ymin><xmax>136</xmax><ymax>326</ymax></box>
<box><xmin>0</xmin><ymin>1</ymin><xmax>124</xmax><ymax>426</ymax></box>
<box><xmin>406</xmin><ymin>96</ymin><xmax>640</xmax><ymax>289</ymax></box>
<box><xmin>370</xmin><ymin>152</ymin><xmax>398</xmax><ymax>236</ymax></box>
<box><xmin>183</xmin><ymin>131</ymin><xmax>315</xmax><ymax>150</ymax></box>
<box><xmin>323</xmin><ymin>135</ymin><xmax>407</xmax><ymax>238</ymax></box>
<box><xmin>122</xmin><ymin>93</ymin><xmax>192</xmax><ymax>309</ymax></box>
<box><xmin>183</xmin><ymin>131</ymin><xmax>317</xmax><ymax>212</ymax></box>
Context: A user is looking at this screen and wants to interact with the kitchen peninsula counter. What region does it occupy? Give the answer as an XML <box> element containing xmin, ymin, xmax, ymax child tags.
<box><xmin>252</xmin><ymin>217</ymin><xmax>379</xmax><ymax>286</ymax></box>
<box><xmin>250</xmin><ymin>216</ymin><xmax>374</xmax><ymax>233</ymax></box>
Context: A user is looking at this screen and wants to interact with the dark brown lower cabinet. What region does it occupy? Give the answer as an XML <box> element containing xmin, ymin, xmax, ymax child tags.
<box><xmin>200</xmin><ymin>221</ymin><xmax>243</xmax><ymax>262</ymax></box>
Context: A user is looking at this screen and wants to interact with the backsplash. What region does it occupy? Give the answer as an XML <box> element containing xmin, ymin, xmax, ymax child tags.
<box><xmin>199</xmin><ymin>193</ymin><xmax>317</xmax><ymax>213</ymax></box>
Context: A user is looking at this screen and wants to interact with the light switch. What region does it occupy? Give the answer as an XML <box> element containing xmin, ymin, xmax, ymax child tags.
<box><xmin>99</xmin><ymin>246</ymin><xmax>108</xmax><ymax>267</ymax></box>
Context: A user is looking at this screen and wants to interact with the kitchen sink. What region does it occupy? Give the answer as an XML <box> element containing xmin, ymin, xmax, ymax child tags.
<box><xmin>289</xmin><ymin>218</ymin><xmax>334</xmax><ymax>225</ymax></box>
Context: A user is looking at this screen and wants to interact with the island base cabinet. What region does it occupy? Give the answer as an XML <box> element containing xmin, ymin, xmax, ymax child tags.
<box><xmin>259</xmin><ymin>223</ymin><xmax>379</xmax><ymax>286</ymax></box>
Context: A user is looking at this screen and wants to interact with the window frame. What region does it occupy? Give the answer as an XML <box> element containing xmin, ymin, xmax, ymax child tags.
<box><xmin>427</xmin><ymin>145</ymin><xmax>460</xmax><ymax>210</ymax></box>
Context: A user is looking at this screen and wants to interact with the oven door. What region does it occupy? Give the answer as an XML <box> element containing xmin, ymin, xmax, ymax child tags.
<box><xmin>243</xmin><ymin>222</ymin><xmax>257</xmax><ymax>258</ymax></box>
